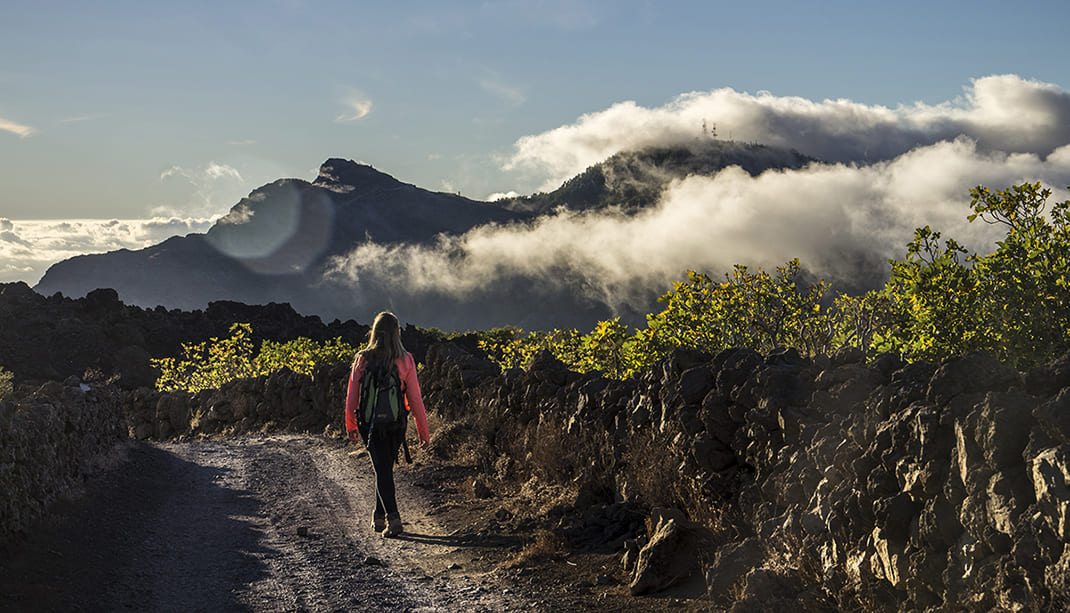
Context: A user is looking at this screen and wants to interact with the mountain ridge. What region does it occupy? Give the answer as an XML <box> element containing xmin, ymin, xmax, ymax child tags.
<box><xmin>35</xmin><ymin>144</ymin><xmax>817</xmax><ymax>330</ymax></box>
<box><xmin>500</xmin><ymin>139</ymin><xmax>814</xmax><ymax>214</ymax></box>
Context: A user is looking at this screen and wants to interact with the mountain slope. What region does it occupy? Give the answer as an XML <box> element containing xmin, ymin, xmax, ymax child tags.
<box><xmin>35</xmin><ymin>159</ymin><xmax>522</xmax><ymax>314</ymax></box>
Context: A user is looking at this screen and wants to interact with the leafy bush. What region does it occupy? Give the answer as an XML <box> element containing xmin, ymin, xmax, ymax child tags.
<box><xmin>481</xmin><ymin>259</ymin><xmax>859</xmax><ymax>379</ymax></box>
<box><xmin>257</xmin><ymin>337</ymin><xmax>356</xmax><ymax>376</ymax></box>
<box><xmin>642</xmin><ymin>259</ymin><xmax>833</xmax><ymax>360</ymax></box>
<box><xmin>879</xmin><ymin>182</ymin><xmax>1070</xmax><ymax>367</ymax></box>
<box><xmin>153</xmin><ymin>323</ymin><xmax>258</xmax><ymax>392</ymax></box>
<box><xmin>153</xmin><ymin>323</ymin><xmax>357</xmax><ymax>392</ymax></box>
<box><xmin>0</xmin><ymin>366</ymin><xmax>13</xmax><ymax>401</ymax></box>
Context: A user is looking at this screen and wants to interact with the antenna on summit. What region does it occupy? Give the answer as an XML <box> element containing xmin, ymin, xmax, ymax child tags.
<box><xmin>702</xmin><ymin>119</ymin><xmax>717</xmax><ymax>139</ymax></box>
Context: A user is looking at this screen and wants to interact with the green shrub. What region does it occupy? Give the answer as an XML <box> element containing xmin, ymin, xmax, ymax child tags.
<box><xmin>256</xmin><ymin>336</ymin><xmax>356</xmax><ymax>376</ymax></box>
<box><xmin>879</xmin><ymin>182</ymin><xmax>1070</xmax><ymax>367</ymax></box>
<box><xmin>0</xmin><ymin>366</ymin><xmax>13</xmax><ymax>401</ymax></box>
<box><xmin>153</xmin><ymin>323</ymin><xmax>357</xmax><ymax>392</ymax></box>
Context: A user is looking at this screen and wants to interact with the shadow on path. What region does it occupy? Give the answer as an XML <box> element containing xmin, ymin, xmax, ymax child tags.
<box><xmin>394</xmin><ymin>529</ymin><xmax>521</xmax><ymax>549</ymax></box>
<box><xmin>0</xmin><ymin>441</ymin><xmax>275</xmax><ymax>612</ymax></box>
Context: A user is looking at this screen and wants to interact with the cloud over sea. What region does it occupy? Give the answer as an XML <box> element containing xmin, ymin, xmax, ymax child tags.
<box><xmin>0</xmin><ymin>218</ymin><xmax>214</xmax><ymax>285</ymax></box>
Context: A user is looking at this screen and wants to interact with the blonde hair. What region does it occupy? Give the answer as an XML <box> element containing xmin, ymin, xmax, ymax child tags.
<box><xmin>359</xmin><ymin>311</ymin><xmax>405</xmax><ymax>364</ymax></box>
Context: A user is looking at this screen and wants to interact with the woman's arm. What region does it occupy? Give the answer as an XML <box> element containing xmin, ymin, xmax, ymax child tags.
<box><xmin>345</xmin><ymin>355</ymin><xmax>366</xmax><ymax>440</ymax></box>
<box><xmin>403</xmin><ymin>353</ymin><xmax>431</xmax><ymax>444</ymax></box>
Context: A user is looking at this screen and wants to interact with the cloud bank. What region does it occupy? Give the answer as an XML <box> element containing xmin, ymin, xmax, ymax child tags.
<box><xmin>0</xmin><ymin>217</ymin><xmax>215</xmax><ymax>285</ymax></box>
<box><xmin>504</xmin><ymin>74</ymin><xmax>1070</xmax><ymax>192</ymax></box>
<box><xmin>326</xmin><ymin>75</ymin><xmax>1070</xmax><ymax>324</ymax></box>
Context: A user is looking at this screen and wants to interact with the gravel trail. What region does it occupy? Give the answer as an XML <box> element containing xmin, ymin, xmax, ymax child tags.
<box><xmin>0</xmin><ymin>435</ymin><xmax>533</xmax><ymax>612</ymax></box>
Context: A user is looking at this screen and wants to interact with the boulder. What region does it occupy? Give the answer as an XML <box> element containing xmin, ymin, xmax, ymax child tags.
<box><xmin>1032</xmin><ymin>446</ymin><xmax>1070</xmax><ymax>540</ymax></box>
<box><xmin>927</xmin><ymin>351</ymin><xmax>1019</xmax><ymax>406</ymax></box>
<box><xmin>1035</xmin><ymin>387</ymin><xmax>1070</xmax><ymax>446</ymax></box>
<box><xmin>628</xmin><ymin>508</ymin><xmax>700</xmax><ymax>595</ymax></box>
<box><xmin>705</xmin><ymin>537</ymin><xmax>766</xmax><ymax>599</ymax></box>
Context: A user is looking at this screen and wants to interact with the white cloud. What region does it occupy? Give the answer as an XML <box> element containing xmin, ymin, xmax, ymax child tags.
<box><xmin>0</xmin><ymin>116</ymin><xmax>36</xmax><ymax>138</ymax></box>
<box><xmin>0</xmin><ymin>217</ymin><xmax>216</xmax><ymax>285</ymax></box>
<box><xmin>157</xmin><ymin>161</ymin><xmax>247</xmax><ymax>218</ymax></box>
<box><xmin>205</xmin><ymin>162</ymin><xmax>243</xmax><ymax>181</ymax></box>
<box><xmin>504</xmin><ymin>74</ymin><xmax>1070</xmax><ymax>192</ymax></box>
<box><xmin>0</xmin><ymin>230</ymin><xmax>31</xmax><ymax>247</ymax></box>
<box><xmin>327</xmin><ymin>137</ymin><xmax>1070</xmax><ymax>314</ymax></box>
<box><xmin>486</xmin><ymin>190</ymin><xmax>521</xmax><ymax>201</ymax></box>
<box><xmin>336</xmin><ymin>95</ymin><xmax>373</xmax><ymax>122</ymax></box>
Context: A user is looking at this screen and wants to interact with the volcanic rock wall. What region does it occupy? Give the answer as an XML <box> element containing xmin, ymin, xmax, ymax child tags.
<box><xmin>0</xmin><ymin>379</ymin><xmax>125</xmax><ymax>543</ymax></box>
<box><xmin>121</xmin><ymin>363</ymin><xmax>352</xmax><ymax>440</ymax></box>
<box><xmin>417</xmin><ymin>343</ymin><xmax>1070</xmax><ymax>611</ymax></box>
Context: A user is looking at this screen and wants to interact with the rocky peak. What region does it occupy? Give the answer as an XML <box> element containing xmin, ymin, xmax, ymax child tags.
<box><xmin>313</xmin><ymin>158</ymin><xmax>405</xmax><ymax>194</ymax></box>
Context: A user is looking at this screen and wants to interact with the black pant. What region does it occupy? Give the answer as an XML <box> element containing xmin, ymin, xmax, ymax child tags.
<box><xmin>367</xmin><ymin>427</ymin><xmax>403</xmax><ymax>516</ymax></box>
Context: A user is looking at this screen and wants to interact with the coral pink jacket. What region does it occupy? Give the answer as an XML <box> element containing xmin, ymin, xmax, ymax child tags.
<box><xmin>345</xmin><ymin>351</ymin><xmax>430</xmax><ymax>444</ymax></box>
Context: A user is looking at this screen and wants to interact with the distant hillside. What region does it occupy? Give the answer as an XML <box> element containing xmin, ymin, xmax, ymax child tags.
<box><xmin>499</xmin><ymin>140</ymin><xmax>814</xmax><ymax>214</ymax></box>
<box><xmin>35</xmin><ymin>146</ymin><xmax>818</xmax><ymax>330</ymax></box>
<box><xmin>35</xmin><ymin>159</ymin><xmax>524</xmax><ymax>321</ymax></box>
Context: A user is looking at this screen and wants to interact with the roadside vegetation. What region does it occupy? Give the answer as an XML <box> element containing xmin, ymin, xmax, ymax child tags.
<box><xmin>153</xmin><ymin>183</ymin><xmax>1070</xmax><ymax>392</ymax></box>
<box><xmin>152</xmin><ymin>323</ymin><xmax>356</xmax><ymax>392</ymax></box>
<box><xmin>480</xmin><ymin>182</ymin><xmax>1070</xmax><ymax>374</ymax></box>
<box><xmin>0</xmin><ymin>366</ymin><xmax>13</xmax><ymax>401</ymax></box>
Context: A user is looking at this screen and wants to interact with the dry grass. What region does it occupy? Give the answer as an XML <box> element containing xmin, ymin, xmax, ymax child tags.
<box><xmin>499</xmin><ymin>528</ymin><xmax>567</xmax><ymax>570</ymax></box>
<box><xmin>621</xmin><ymin>431</ymin><xmax>686</xmax><ymax>511</ymax></box>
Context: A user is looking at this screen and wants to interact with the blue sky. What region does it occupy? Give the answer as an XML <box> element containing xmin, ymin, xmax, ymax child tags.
<box><xmin>2</xmin><ymin>1</ymin><xmax>1070</xmax><ymax>284</ymax></box>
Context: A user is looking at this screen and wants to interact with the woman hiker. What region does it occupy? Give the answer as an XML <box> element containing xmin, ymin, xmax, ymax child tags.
<box><xmin>345</xmin><ymin>311</ymin><xmax>431</xmax><ymax>537</ymax></box>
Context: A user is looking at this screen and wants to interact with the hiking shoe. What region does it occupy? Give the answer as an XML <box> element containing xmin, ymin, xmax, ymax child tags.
<box><xmin>382</xmin><ymin>513</ymin><xmax>403</xmax><ymax>538</ymax></box>
<box><xmin>372</xmin><ymin>513</ymin><xmax>386</xmax><ymax>532</ymax></box>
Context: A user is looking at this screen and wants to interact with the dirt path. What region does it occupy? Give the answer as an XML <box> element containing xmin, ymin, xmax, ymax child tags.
<box><xmin>0</xmin><ymin>435</ymin><xmax>535</xmax><ymax>612</ymax></box>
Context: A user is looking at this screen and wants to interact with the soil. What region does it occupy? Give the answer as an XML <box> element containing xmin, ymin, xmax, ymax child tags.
<box><xmin>0</xmin><ymin>434</ymin><xmax>713</xmax><ymax>612</ymax></box>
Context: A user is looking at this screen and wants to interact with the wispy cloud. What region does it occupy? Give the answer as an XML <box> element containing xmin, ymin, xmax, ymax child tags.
<box><xmin>0</xmin><ymin>116</ymin><xmax>36</xmax><ymax>138</ymax></box>
<box><xmin>205</xmin><ymin>162</ymin><xmax>243</xmax><ymax>181</ymax></box>
<box><xmin>336</xmin><ymin>93</ymin><xmax>373</xmax><ymax>122</ymax></box>
<box><xmin>58</xmin><ymin>113</ymin><xmax>109</xmax><ymax>124</ymax></box>
<box><xmin>227</xmin><ymin>139</ymin><xmax>257</xmax><ymax>146</ymax></box>
<box><xmin>157</xmin><ymin>161</ymin><xmax>246</xmax><ymax>218</ymax></box>
<box><xmin>479</xmin><ymin>72</ymin><xmax>525</xmax><ymax>105</ymax></box>
<box><xmin>160</xmin><ymin>161</ymin><xmax>242</xmax><ymax>183</ymax></box>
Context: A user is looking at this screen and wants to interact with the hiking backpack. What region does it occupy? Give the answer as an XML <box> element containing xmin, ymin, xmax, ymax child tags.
<box><xmin>359</xmin><ymin>358</ymin><xmax>407</xmax><ymax>435</ymax></box>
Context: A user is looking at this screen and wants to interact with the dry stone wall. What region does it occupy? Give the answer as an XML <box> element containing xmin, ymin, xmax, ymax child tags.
<box><xmin>121</xmin><ymin>363</ymin><xmax>351</xmax><ymax>440</ymax></box>
<box><xmin>0</xmin><ymin>379</ymin><xmax>125</xmax><ymax>543</ymax></box>
<box><xmin>418</xmin><ymin>342</ymin><xmax>1070</xmax><ymax>611</ymax></box>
